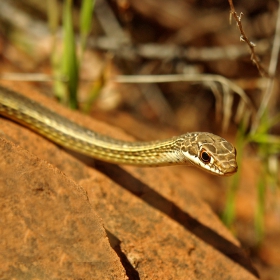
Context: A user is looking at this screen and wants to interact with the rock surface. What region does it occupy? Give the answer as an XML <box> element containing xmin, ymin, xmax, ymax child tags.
<box><xmin>0</xmin><ymin>83</ymin><xmax>259</xmax><ymax>279</ymax></box>
<box><xmin>0</xmin><ymin>138</ymin><xmax>127</xmax><ymax>279</ymax></box>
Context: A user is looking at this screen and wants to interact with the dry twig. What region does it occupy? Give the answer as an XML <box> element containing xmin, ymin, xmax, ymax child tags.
<box><xmin>88</xmin><ymin>37</ymin><xmax>270</xmax><ymax>62</ymax></box>
<box><xmin>228</xmin><ymin>0</ymin><xmax>268</xmax><ymax>77</ymax></box>
<box><xmin>115</xmin><ymin>73</ymin><xmax>255</xmax><ymax>131</ymax></box>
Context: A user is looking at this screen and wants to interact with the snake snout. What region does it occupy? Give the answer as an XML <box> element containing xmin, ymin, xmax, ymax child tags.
<box><xmin>223</xmin><ymin>161</ymin><xmax>238</xmax><ymax>176</ymax></box>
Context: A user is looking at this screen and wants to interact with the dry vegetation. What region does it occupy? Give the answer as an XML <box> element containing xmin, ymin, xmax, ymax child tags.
<box><xmin>0</xmin><ymin>0</ymin><xmax>280</xmax><ymax>279</ymax></box>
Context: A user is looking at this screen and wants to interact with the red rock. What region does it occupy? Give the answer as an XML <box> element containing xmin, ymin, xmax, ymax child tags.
<box><xmin>0</xmin><ymin>83</ymin><xmax>259</xmax><ymax>279</ymax></box>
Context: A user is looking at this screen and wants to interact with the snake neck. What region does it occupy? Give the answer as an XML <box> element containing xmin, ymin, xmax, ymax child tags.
<box><xmin>81</xmin><ymin>136</ymin><xmax>192</xmax><ymax>166</ymax></box>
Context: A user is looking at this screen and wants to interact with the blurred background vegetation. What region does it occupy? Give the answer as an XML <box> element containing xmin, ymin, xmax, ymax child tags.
<box><xmin>0</xmin><ymin>0</ymin><xmax>279</xmax><ymax>279</ymax></box>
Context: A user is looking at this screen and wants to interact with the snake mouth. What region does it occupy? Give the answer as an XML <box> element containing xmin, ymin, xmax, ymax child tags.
<box><xmin>224</xmin><ymin>165</ymin><xmax>238</xmax><ymax>176</ymax></box>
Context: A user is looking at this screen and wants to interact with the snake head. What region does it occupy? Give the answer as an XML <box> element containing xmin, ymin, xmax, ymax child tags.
<box><xmin>181</xmin><ymin>132</ymin><xmax>238</xmax><ymax>176</ymax></box>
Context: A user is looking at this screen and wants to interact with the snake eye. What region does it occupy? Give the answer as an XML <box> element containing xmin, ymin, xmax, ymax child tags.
<box><xmin>200</xmin><ymin>150</ymin><xmax>211</xmax><ymax>163</ymax></box>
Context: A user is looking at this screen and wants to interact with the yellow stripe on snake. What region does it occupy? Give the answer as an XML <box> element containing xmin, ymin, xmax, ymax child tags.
<box><xmin>0</xmin><ymin>86</ymin><xmax>237</xmax><ymax>176</ymax></box>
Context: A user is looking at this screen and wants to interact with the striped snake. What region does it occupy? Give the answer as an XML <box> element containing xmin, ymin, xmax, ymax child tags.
<box><xmin>0</xmin><ymin>86</ymin><xmax>237</xmax><ymax>176</ymax></box>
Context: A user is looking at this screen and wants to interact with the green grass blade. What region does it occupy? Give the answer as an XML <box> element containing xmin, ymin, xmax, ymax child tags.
<box><xmin>255</xmin><ymin>169</ymin><xmax>266</xmax><ymax>244</ymax></box>
<box><xmin>62</xmin><ymin>0</ymin><xmax>79</xmax><ymax>109</ymax></box>
<box><xmin>222</xmin><ymin>122</ymin><xmax>246</xmax><ymax>227</ymax></box>
<box><xmin>47</xmin><ymin>0</ymin><xmax>59</xmax><ymax>35</ymax></box>
<box><xmin>47</xmin><ymin>0</ymin><xmax>66</xmax><ymax>101</ymax></box>
<box><xmin>80</xmin><ymin>0</ymin><xmax>95</xmax><ymax>56</ymax></box>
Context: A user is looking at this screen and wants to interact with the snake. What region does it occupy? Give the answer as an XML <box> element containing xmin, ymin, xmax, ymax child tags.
<box><xmin>0</xmin><ymin>85</ymin><xmax>237</xmax><ymax>176</ymax></box>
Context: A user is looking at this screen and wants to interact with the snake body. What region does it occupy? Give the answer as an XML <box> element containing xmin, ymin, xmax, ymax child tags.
<box><xmin>0</xmin><ymin>86</ymin><xmax>237</xmax><ymax>176</ymax></box>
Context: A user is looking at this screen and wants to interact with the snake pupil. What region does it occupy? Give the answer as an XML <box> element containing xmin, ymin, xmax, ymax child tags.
<box><xmin>201</xmin><ymin>151</ymin><xmax>211</xmax><ymax>163</ymax></box>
